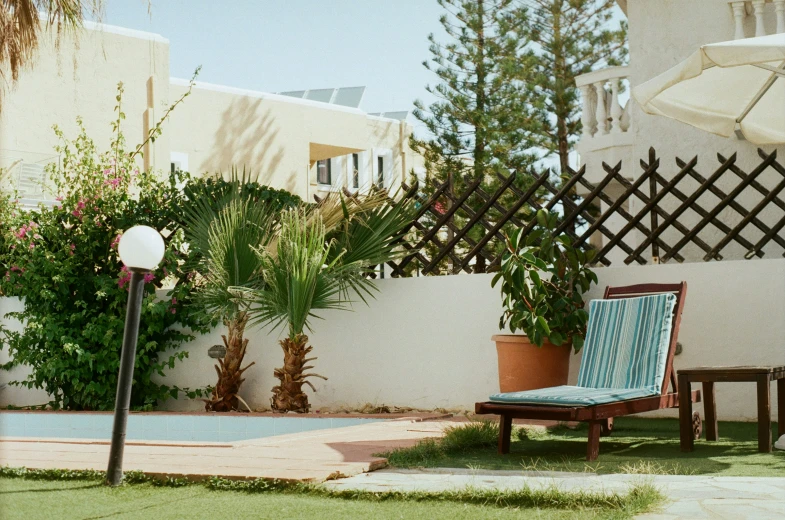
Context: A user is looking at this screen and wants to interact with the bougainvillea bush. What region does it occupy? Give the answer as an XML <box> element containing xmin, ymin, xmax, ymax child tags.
<box><xmin>0</xmin><ymin>87</ymin><xmax>213</xmax><ymax>410</ymax></box>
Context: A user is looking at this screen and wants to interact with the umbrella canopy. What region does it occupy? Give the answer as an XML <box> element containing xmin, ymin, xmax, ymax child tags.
<box><xmin>633</xmin><ymin>33</ymin><xmax>785</xmax><ymax>145</ymax></box>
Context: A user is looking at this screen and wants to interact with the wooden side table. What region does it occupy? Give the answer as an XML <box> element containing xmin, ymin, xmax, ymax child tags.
<box><xmin>677</xmin><ymin>366</ymin><xmax>785</xmax><ymax>453</ymax></box>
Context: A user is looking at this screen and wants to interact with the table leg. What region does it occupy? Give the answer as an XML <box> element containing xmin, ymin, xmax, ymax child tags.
<box><xmin>778</xmin><ymin>379</ymin><xmax>785</xmax><ymax>438</ymax></box>
<box><xmin>757</xmin><ymin>374</ymin><xmax>772</xmax><ymax>453</ymax></box>
<box><xmin>678</xmin><ymin>374</ymin><xmax>694</xmax><ymax>452</ymax></box>
<box><xmin>702</xmin><ymin>381</ymin><xmax>718</xmax><ymax>441</ymax></box>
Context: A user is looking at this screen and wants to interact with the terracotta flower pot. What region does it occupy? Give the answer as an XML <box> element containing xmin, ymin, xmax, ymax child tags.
<box><xmin>493</xmin><ymin>334</ymin><xmax>571</xmax><ymax>393</ymax></box>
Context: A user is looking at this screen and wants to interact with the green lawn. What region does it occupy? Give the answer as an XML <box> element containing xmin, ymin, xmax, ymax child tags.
<box><xmin>384</xmin><ymin>417</ymin><xmax>785</xmax><ymax>476</ymax></box>
<box><xmin>0</xmin><ymin>478</ymin><xmax>659</xmax><ymax>520</ymax></box>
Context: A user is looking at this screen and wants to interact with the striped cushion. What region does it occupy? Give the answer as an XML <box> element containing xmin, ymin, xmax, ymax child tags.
<box><xmin>489</xmin><ymin>386</ymin><xmax>655</xmax><ymax>406</ymax></box>
<box><xmin>577</xmin><ymin>293</ymin><xmax>676</xmax><ymax>394</ymax></box>
<box><xmin>488</xmin><ymin>293</ymin><xmax>676</xmax><ymax>407</ymax></box>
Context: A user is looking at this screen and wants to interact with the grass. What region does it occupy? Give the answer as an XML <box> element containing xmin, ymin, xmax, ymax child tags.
<box><xmin>381</xmin><ymin>417</ymin><xmax>785</xmax><ymax>476</ymax></box>
<box><xmin>0</xmin><ymin>468</ymin><xmax>663</xmax><ymax>520</ymax></box>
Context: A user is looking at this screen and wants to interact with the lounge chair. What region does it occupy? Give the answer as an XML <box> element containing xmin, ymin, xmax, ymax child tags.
<box><xmin>475</xmin><ymin>282</ymin><xmax>701</xmax><ymax>461</ymax></box>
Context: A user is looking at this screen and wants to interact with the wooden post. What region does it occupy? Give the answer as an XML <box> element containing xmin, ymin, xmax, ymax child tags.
<box><xmin>757</xmin><ymin>374</ymin><xmax>772</xmax><ymax>453</ymax></box>
<box><xmin>778</xmin><ymin>378</ymin><xmax>785</xmax><ymax>437</ymax></box>
<box><xmin>498</xmin><ymin>415</ymin><xmax>512</xmax><ymax>455</ymax></box>
<box><xmin>702</xmin><ymin>381</ymin><xmax>718</xmax><ymax>441</ymax></box>
<box><xmin>678</xmin><ymin>374</ymin><xmax>694</xmax><ymax>452</ymax></box>
<box><xmin>586</xmin><ymin>421</ymin><xmax>601</xmax><ymax>461</ymax></box>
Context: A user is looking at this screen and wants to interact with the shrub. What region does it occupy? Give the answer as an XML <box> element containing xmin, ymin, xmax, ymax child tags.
<box><xmin>492</xmin><ymin>209</ymin><xmax>598</xmax><ymax>350</ymax></box>
<box><xmin>0</xmin><ymin>83</ymin><xmax>212</xmax><ymax>410</ymax></box>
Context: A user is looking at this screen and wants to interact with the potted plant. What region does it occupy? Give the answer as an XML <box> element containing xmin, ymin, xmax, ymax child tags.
<box><xmin>491</xmin><ymin>209</ymin><xmax>598</xmax><ymax>393</ymax></box>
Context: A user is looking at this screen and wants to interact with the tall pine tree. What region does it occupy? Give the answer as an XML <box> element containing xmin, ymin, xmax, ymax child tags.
<box><xmin>412</xmin><ymin>0</ymin><xmax>542</xmax><ymax>182</ymax></box>
<box><xmin>525</xmin><ymin>0</ymin><xmax>627</xmax><ymax>174</ymax></box>
<box><xmin>412</xmin><ymin>0</ymin><xmax>542</xmax><ymax>273</ymax></box>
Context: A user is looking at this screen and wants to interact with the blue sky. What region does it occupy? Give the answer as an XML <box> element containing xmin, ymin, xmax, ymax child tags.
<box><xmin>99</xmin><ymin>0</ymin><xmax>446</xmax><ymax>117</ymax></box>
<box><xmin>99</xmin><ymin>1</ymin><xmax>624</xmax><ymax>137</ymax></box>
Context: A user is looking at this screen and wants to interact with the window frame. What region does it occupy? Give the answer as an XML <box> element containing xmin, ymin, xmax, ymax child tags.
<box><xmin>317</xmin><ymin>158</ymin><xmax>332</xmax><ymax>186</ymax></box>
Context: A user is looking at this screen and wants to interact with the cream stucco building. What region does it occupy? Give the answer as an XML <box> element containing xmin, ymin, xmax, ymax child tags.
<box><xmin>0</xmin><ymin>21</ymin><xmax>422</xmax><ymax>205</ymax></box>
<box><xmin>577</xmin><ymin>0</ymin><xmax>785</xmax><ymax>262</ymax></box>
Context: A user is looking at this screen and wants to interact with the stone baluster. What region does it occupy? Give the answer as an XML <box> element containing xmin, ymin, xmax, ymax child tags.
<box><xmin>620</xmin><ymin>97</ymin><xmax>631</xmax><ymax>133</ymax></box>
<box><xmin>775</xmin><ymin>0</ymin><xmax>785</xmax><ymax>33</ymax></box>
<box><xmin>752</xmin><ymin>0</ymin><xmax>767</xmax><ymax>36</ymax></box>
<box><xmin>731</xmin><ymin>1</ymin><xmax>746</xmax><ymax>39</ymax></box>
<box><xmin>579</xmin><ymin>85</ymin><xmax>596</xmax><ymax>138</ymax></box>
<box><xmin>594</xmin><ymin>81</ymin><xmax>608</xmax><ymax>136</ymax></box>
<box><xmin>610</xmin><ymin>78</ymin><xmax>623</xmax><ymax>134</ymax></box>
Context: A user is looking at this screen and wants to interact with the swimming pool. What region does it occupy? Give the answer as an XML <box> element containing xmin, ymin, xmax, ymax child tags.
<box><xmin>0</xmin><ymin>412</ymin><xmax>383</xmax><ymax>443</ymax></box>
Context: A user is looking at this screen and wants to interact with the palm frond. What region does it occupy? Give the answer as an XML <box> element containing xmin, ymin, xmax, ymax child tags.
<box><xmin>245</xmin><ymin>208</ymin><xmax>355</xmax><ymax>337</ymax></box>
<box><xmin>184</xmin><ymin>194</ymin><xmax>278</xmax><ymax>321</ymax></box>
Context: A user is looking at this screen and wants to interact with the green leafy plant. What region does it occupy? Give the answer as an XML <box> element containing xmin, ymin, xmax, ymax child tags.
<box><xmin>0</xmin><ymin>80</ymin><xmax>211</xmax><ymax>410</ymax></box>
<box><xmin>492</xmin><ymin>209</ymin><xmax>597</xmax><ymax>351</ymax></box>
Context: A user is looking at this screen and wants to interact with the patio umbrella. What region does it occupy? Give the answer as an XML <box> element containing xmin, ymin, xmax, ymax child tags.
<box><xmin>633</xmin><ymin>33</ymin><xmax>785</xmax><ymax>145</ymax></box>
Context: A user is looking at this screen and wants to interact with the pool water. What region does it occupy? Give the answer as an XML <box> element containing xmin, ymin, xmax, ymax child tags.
<box><xmin>0</xmin><ymin>412</ymin><xmax>383</xmax><ymax>443</ymax></box>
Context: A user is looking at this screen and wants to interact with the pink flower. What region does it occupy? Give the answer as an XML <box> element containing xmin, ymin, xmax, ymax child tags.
<box><xmin>117</xmin><ymin>265</ymin><xmax>132</xmax><ymax>289</ymax></box>
<box><xmin>143</xmin><ymin>272</ymin><xmax>155</xmax><ymax>284</ymax></box>
<box><xmin>171</xmin><ymin>308</ymin><xmax>176</xmax><ymax>314</ymax></box>
<box><xmin>77</xmin><ymin>200</ymin><xmax>86</xmax><ymax>210</ymax></box>
<box><xmin>69</xmin><ymin>244</ymin><xmax>75</xmax><ymax>255</ymax></box>
<box><xmin>111</xmin><ymin>235</ymin><xmax>122</xmax><ymax>249</ymax></box>
<box><xmin>28</xmin><ymin>243</ymin><xmax>35</xmax><ymax>250</ymax></box>
<box><xmin>55</xmin><ymin>196</ymin><xmax>64</xmax><ymax>202</ymax></box>
<box><xmin>72</xmin><ymin>209</ymin><xmax>82</xmax><ymax>219</ymax></box>
<box><xmin>171</xmin><ymin>297</ymin><xmax>177</xmax><ymax>305</ymax></box>
<box><xmin>33</xmin><ymin>234</ymin><xmax>41</xmax><ymax>240</ymax></box>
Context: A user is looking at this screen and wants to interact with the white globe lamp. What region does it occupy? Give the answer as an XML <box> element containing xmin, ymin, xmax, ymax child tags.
<box><xmin>106</xmin><ymin>225</ymin><xmax>165</xmax><ymax>486</ymax></box>
<box><xmin>117</xmin><ymin>225</ymin><xmax>165</xmax><ymax>271</ymax></box>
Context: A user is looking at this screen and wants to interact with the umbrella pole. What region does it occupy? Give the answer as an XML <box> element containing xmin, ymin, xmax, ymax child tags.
<box><xmin>738</xmin><ymin>62</ymin><xmax>785</xmax><ymax>124</ymax></box>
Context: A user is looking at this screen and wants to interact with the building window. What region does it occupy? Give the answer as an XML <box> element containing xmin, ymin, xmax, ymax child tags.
<box><xmin>170</xmin><ymin>152</ymin><xmax>189</xmax><ymax>175</ymax></box>
<box><xmin>352</xmin><ymin>153</ymin><xmax>360</xmax><ymax>189</ymax></box>
<box><xmin>376</xmin><ymin>156</ymin><xmax>384</xmax><ymax>188</ymax></box>
<box><xmin>317</xmin><ymin>159</ymin><xmax>332</xmax><ymax>185</ymax></box>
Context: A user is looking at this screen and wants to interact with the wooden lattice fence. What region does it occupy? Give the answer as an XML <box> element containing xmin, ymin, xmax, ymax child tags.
<box><xmin>384</xmin><ymin>147</ymin><xmax>785</xmax><ymax>276</ymax></box>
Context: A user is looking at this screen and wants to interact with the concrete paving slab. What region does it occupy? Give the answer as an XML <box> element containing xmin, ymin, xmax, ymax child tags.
<box><xmin>0</xmin><ymin>417</ymin><xmax>449</xmax><ymax>482</ymax></box>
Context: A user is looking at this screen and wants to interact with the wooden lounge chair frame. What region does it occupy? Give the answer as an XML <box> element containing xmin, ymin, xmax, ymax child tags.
<box><xmin>475</xmin><ymin>282</ymin><xmax>701</xmax><ymax>461</ymax></box>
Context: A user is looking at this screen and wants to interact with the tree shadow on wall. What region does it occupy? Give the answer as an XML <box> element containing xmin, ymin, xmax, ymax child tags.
<box><xmin>201</xmin><ymin>97</ymin><xmax>295</xmax><ymax>193</ymax></box>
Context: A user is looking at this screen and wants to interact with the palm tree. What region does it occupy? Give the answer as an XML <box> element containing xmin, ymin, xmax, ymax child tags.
<box><xmin>244</xmin><ymin>191</ymin><xmax>416</xmax><ymax>413</ymax></box>
<box><xmin>1</xmin><ymin>1</ymin><xmax>102</xmax><ymax>108</ymax></box>
<box><xmin>183</xmin><ymin>189</ymin><xmax>279</xmax><ymax>412</ymax></box>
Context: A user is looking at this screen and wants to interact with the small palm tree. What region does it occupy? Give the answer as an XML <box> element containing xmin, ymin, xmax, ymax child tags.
<box><xmin>184</xmin><ymin>189</ymin><xmax>279</xmax><ymax>412</ymax></box>
<box><xmin>243</xmin><ymin>191</ymin><xmax>416</xmax><ymax>412</ymax></box>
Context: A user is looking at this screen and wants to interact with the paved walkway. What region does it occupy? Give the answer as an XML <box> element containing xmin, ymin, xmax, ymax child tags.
<box><xmin>0</xmin><ymin>418</ymin><xmax>449</xmax><ymax>481</ymax></box>
<box><xmin>324</xmin><ymin>468</ymin><xmax>785</xmax><ymax>519</ymax></box>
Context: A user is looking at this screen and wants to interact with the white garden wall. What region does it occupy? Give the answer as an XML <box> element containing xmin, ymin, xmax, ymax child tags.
<box><xmin>2</xmin><ymin>259</ymin><xmax>784</xmax><ymax>421</ymax></box>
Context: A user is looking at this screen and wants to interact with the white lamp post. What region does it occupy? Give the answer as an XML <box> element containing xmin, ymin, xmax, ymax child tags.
<box><xmin>106</xmin><ymin>226</ymin><xmax>165</xmax><ymax>486</ymax></box>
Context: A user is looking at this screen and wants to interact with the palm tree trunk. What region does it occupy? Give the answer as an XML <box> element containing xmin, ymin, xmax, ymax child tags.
<box><xmin>270</xmin><ymin>333</ymin><xmax>327</xmax><ymax>413</ymax></box>
<box><xmin>205</xmin><ymin>311</ymin><xmax>255</xmax><ymax>412</ymax></box>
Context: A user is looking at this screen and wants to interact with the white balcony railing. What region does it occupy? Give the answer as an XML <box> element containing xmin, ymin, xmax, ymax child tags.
<box><xmin>730</xmin><ymin>0</ymin><xmax>785</xmax><ymax>39</ymax></box>
<box><xmin>575</xmin><ymin>66</ymin><xmax>631</xmax><ymax>152</ymax></box>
